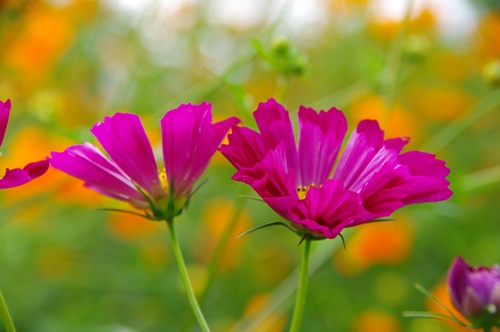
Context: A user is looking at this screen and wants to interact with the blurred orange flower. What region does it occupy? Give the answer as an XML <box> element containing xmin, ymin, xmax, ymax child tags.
<box><xmin>369</xmin><ymin>8</ymin><xmax>436</xmax><ymax>43</ymax></box>
<box><xmin>196</xmin><ymin>197</ymin><xmax>251</xmax><ymax>271</ymax></box>
<box><xmin>475</xmin><ymin>12</ymin><xmax>500</xmax><ymax>60</ymax></box>
<box><xmin>1</xmin><ymin>125</ymin><xmax>69</xmax><ymax>200</ymax></box>
<box><xmin>426</xmin><ymin>281</ymin><xmax>480</xmax><ymax>332</ymax></box>
<box><xmin>107</xmin><ymin>212</ymin><xmax>162</xmax><ymax>242</ymax></box>
<box><xmin>0</xmin><ymin>124</ymin><xmax>106</xmax><ymax>207</ymax></box>
<box><xmin>352</xmin><ymin>310</ymin><xmax>401</xmax><ymax>332</ymax></box>
<box><xmin>106</xmin><ymin>202</ymin><xmax>168</xmax><ymax>268</ymax></box>
<box><xmin>241</xmin><ymin>292</ymin><xmax>287</xmax><ymax>332</ymax></box>
<box><xmin>334</xmin><ymin>215</ymin><xmax>413</xmax><ymax>275</ymax></box>
<box><xmin>326</xmin><ymin>0</ymin><xmax>369</xmax><ymax>17</ymax></box>
<box><xmin>430</xmin><ymin>51</ymin><xmax>475</xmax><ymax>83</ymax></box>
<box><xmin>408</xmin><ymin>87</ymin><xmax>472</xmax><ymax>122</ymax></box>
<box><xmin>3</xmin><ymin>2</ymin><xmax>74</xmax><ymax>81</ymax></box>
<box><xmin>348</xmin><ymin>94</ymin><xmax>420</xmax><ymax>144</ymax></box>
<box><xmin>140</xmin><ymin>242</ymin><xmax>169</xmax><ymax>268</ymax></box>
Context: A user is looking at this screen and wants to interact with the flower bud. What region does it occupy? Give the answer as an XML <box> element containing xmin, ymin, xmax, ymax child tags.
<box><xmin>482</xmin><ymin>60</ymin><xmax>500</xmax><ymax>87</ymax></box>
<box><xmin>448</xmin><ymin>257</ymin><xmax>500</xmax><ymax>329</ymax></box>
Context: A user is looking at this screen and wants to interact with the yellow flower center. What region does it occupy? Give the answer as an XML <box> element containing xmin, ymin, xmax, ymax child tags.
<box><xmin>297</xmin><ymin>183</ymin><xmax>317</xmax><ymax>200</ymax></box>
<box><xmin>159</xmin><ymin>170</ymin><xmax>169</xmax><ymax>191</ymax></box>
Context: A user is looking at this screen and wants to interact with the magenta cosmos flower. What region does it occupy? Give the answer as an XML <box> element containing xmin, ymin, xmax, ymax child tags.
<box><xmin>449</xmin><ymin>257</ymin><xmax>500</xmax><ymax>328</ymax></box>
<box><xmin>0</xmin><ymin>99</ymin><xmax>49</xmax><ymax>189</ymax></box>
<box><xmin>221</xmin><ymin>98</ymin><xmax>452</xmax><ymax>239</ymax></box>
<box><xmin>50</xmin><ymin>102</ymin><xmax>239</xmax><ymax>220</ymax></box>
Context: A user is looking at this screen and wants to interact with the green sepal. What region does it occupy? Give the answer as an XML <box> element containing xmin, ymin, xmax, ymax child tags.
<box><xmin>237</xmin><ymin>221</ymin><xmax>298</xmax><ymax>239</ymax></box>
<box><xmin>402</xmin><ymin>311</ymin><xmax>469</xmax><ymax>325</ymax></box>
<box><xmin>365</xmin><ymin>217</ymin><xmax>396</xmax><ymax>223</ymax></box>
<box><xmin>238</xmin><ymin>195</ymin><xmax>265</xmax><ymax>203</ymax></box>
<box><xmin>183</xmin><ymin>178</ymin><xmax>209</xmax><ymax>212</ymax></box>
<box><xmin>402</xmin><ymin>283</ymin><xmax>471</xmax><ymax>328</ymax></box>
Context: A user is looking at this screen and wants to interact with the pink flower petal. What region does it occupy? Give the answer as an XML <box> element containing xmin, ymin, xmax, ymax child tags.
<box><xmin>333</xmin><ymin>120</ymin><xmax>386</xmax><ymax>190</ymax></box>
<box><xmin>91</xmin><ymin>113</ymin><xmax>161</xmax><ymax>197</ymax></box>
<box><xmin>221</xmin><ymin>126</ymin><xmax>274</xmax><ymax>170</ymax></box>
<box><xmin>50</xmin><ymin>143</ymin><xmax>145</xmax><ymax>203</ymax></box>
<box><xmin>0</xmin><ymin>99</ymin><xmax>10</xmax><ymax>147</ymax></box>
<box><xmin>0</xmin><ymin>159</ymin><xmax>49</xmax><ymax>189</ymax></box>
<box><xmin>221</xmin><ymin>99</ymin><xmax>452</xmax><ymax>240</ymax></box>
<box><xmin>399</xmin><ymin>151</ymin><xmax>453</xmax><ymax>204</ymax></box>
<box><xmin>297</xmin><ymin>106</ymin><xmax>347</xmax><ymax>187</ymax></box>
<box><xmin>236</xmin><ymin>141</ymin><xmax>297</xmax><ymax>220</ymax></box>
<box><xmin>289</xmin><ymin>179</ymin><xmax>364</xmax><ymax>238</ymax></box>
<box><xmin>161</xmin><ymin>102</ymin><xmax>239</xmax><ymax>197</ymax></box>
<box><xmin>254</xmin><ymin>98</ymin><xmax>298</xmax><ymax>173</ymax></box>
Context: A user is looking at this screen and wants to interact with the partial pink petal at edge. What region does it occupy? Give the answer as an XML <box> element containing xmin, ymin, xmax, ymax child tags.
<box><xmin>0</xmin><ymin>159</ymin><xmax>49</xmax><ymax>189</ymax></box>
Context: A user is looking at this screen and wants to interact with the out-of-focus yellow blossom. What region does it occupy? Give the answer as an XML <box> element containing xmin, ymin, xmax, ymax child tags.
<box><xmin>196</xmin><ymin>197</ymin><xmax>250</xmax><ymax>271</ymax></box>
<box><xmin>348</xmin><ymin>94</ymin><xmax>420</xmax><ymax>143</ymax></box>
<box><xmin>107</xmin><ymin>210</ymin><xmax>168</xmax><ymax>269</ymax></box>
<box><xmin>429</xmin><ymin>51</ymin><xmax>474</xmax><ymax>83</ymax></box>
<box><xmin>3</xmin><ymin>3</ymin><xmax>74</xmax><ymax>82</ymax></box>
<box><xmin>0</xmin><ymin>126</ymin><xmax>74</xmax><ymax>201</ymax></box>
<box><xmin>140</xmin><ymin>242</ymin><xmax>169</xmax><ymax>268</ymax></box>
<box><xmin>368</xmin><ymin>8</ymin><xmax>436</xmax><ymax>44</ymax></box>
<box><xmin>241</xmin><ymin>293</ymin><xmax>287</xmax><ymax>332</ymax></box>
<box><xmin>427</xmin><ymin>281</ymin><xmax>480</xmax><ymax>331</ymax></box>
<box><xmin>244</xmin><ymin>75</ymin><xmax>279</xmax><ymax>107</ymax></box>
<box><xmin>253</xmin><ymin>244</ymin><xmax>293</xmax><ymax>284</ymax></box>
<box><xmin>352</xmin><ymin>310</ymin><xmax>402</xmax><ymax>332</ymax></box>
<box><xmin>53</xmin><ymin>174</ymin><xmax>105</xmax><ymax>207</ymax></box>
<box><xmin>408</xmin><ymin>8</ymin><xmax>437</xmax><ymax>34</ymax></box>
<box><xmin>408</xmin><ymin>87</ymin><xmax>472</xmax><ymax>122</ymax></box>
<box><xmin>0</xmin><ymin>124</ymin><xmax>103</xmax><ymax>208</ymax></box>
<box><xmin>107</xmin><ymin>212</ymin><xmax>162</xmax><ymax>242</ymax></box>
<box><xmin>475</xmin><ymin>12</ymin><xmax>500</xmax><ymax>61</ymax></box>
<box><xmin>334</xmin><ymin>215</ymin><xmax>413</xmax><ymax>275</ymax></box>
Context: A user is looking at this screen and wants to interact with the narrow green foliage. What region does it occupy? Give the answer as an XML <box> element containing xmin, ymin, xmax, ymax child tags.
<box><xmin>237</xmin><ymin>221</ymin><xmax>297</xmax><ymax>239</ymax></box>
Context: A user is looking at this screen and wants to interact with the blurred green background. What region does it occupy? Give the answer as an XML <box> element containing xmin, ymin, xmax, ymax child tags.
<box><xmin>1</xmin><ymin>0</ymin><xmax>499</xmax><ymax>331</ymax></box>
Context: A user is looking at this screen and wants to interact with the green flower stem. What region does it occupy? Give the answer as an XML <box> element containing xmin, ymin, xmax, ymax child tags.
<box><xmin>165</xmin><ymin>220</ymin><xmax>211</xmax><ymax>332</ymax></box>
<box><xmin>0</xmin><ymin>289</ymin><xmax>16</xmax><ymax>332</ymax></box>
<box><xmin>181</xmin><ymin>188</ymin><xmax>248</xmax><ymax>331</ymax></box>
<box><xmin>289</xmin><ymin>238</ymin><xmax>312</xmax><ymax>332</ymax></box>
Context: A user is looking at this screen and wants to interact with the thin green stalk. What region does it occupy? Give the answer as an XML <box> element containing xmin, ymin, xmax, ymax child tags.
<box><xmin>0</xmin><ymin>289</ymin><xmax>16</xmax><ymax>332</ymax></box>
<box><xmin>461</xmin><ymin>164</ymin><xmax>500</xmax><ymax>192</ymax></box>
<box><xmin>276</xmin><ymin>76</ymin><xmax>290</xmax><ymax>102</ymax></box>
<box><xmin>289</xmin><ymin>238</ymin><xmax>311</xmax><ymax>332</ymax></box>
<box><xmin>422</xmin><ymin>88</ymin><xmax>500</xmax><ymax>153</ymax></box>
<box><xmin>181</xmin><ymin>188</ymin><xmax>248</xmax><ymax>331</ymax></box>
<box><xmin>380</xmin><ymin>0</ymin><xmax>414</xmax><ymax>114</ymax></box>
<box><xmin>233</xmin><ymin>232</ymin><xmax>349</xmax><ymax>332</ymax></box>
<box><xmin>309</xmin><ymin>80</ymin><xmax>371</xmax><ymax>110</ymax></box>
<box><xmin>202</xmin><ymin>197</ymin><xmax>246</xmax><ymax>301</ymax></box>
<box><xmin>165</xmin><ymin>220</ymin><xmax>211</xmax><ymax>332</ymax></box>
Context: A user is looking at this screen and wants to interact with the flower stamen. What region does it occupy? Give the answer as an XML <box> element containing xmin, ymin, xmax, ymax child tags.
<box><xmin>297</xmin><ymin>183</ymin><xmax>318</xmax><ymax>200</ymax></box>
<box><xmin>159</xmin><ymin>170</ymin><xmax>168</xmax><ymax>191</ymax></box>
